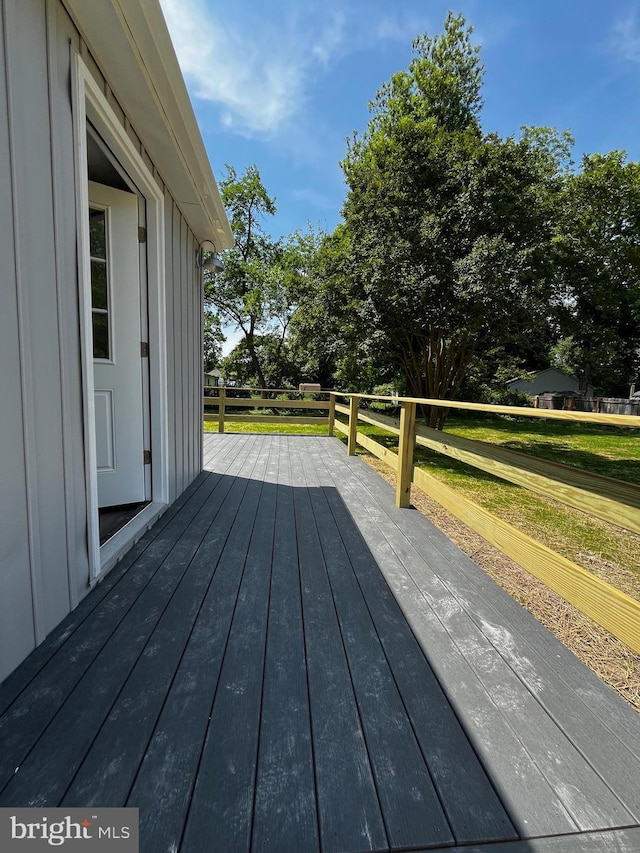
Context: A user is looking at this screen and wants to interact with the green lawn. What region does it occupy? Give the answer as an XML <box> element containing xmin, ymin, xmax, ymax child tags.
<box><xmin>444</xmin><ymin>414</ymin><xmax>640</xmax><ymax>486</ymax></box>
<box><xmin>337</xmin><ymin>414</ymin><xmax>640</xmax><ymax>581</ymax></box>
<box><xmin>203</xmin><ymin>419</ymin><xmax>329</xmax><ymax>435</ymax></box>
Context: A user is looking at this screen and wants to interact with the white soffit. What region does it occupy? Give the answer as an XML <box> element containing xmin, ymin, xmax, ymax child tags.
<box><xmin>62</xmin><ymin>0</ymin><xmax>233</xmax><ymax>250</ymax></box>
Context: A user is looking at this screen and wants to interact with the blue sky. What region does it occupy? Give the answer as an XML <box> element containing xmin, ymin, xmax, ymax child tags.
<box><xmin>160</xmin><ymin>0</ymin><xmax>640</xmax><ymax>242</ymax></box>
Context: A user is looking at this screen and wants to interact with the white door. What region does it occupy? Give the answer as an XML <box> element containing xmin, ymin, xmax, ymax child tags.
<box><xmin>89</xmin><ymin>181</ymin><xmax>146</xmax><ymax>508</ymax></box>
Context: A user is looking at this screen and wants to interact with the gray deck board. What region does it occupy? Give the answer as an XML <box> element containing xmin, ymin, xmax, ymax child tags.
<box><xmin>251</xmin><ymin>440</ymin><xmax>320</xmax><ymax>853</ymax></box>
<box><xmin>301</xmin><ymin>450</ymin><xmax>454</xmax><ymax>851</ymax></box>
<box><xmin>181</xmin><ymin>438</ymin><xmax>275</xmax><ymax>853</ymax></box>
<box><xmin>323</xmin><ymin>439</ymin><xmax>640</xmax><ymax>805</ymax></box>
<box><xmin>318</xmin><ymin>485</ymin><xmax>517</xmax><ymax>845</ymax></box>
<box><xmin>290</xmin><ymin>440</ymin><xmax>388</xmax><ymax>853</ymax></box>
<box><xmin>315</xmin><ymin>438</ymin><xmax>639</xmax><ymax>834</ymax></box>
<box><xmin>1</xmin><ymin>433</ymin><xmax>639</xmax><ymax>853</ymax></box>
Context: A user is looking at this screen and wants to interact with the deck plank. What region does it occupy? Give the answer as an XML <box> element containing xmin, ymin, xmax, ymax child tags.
<box><xmin>0</xmin><ymin>442</ymin><xmax>260</xmax><ymax>806</ymax></box>
<box><xmin>251</xmin><ymin>439</ymin><xmax>320</xmax><ymax>853</ymax></box>
<box><xmin>317</xmin><ymin>439</ymin><xmax>639</xmax><ymax>833</ymax></box>
<box><xmin>313</xmin><ymin>441</ymin><xmax>581</xmax><ymax>837</ymax></box>
<box><xmin>0</xmin><ymin>463</ymin><xmax>233</xmax><ymax>795</ymax></box>
<box><xmin>0</xmin><ymin>469</ymin><xmax>210</xmax><ymax>718</ymax></box>
<box><xmin>301</xmin><ymin>449</ymin><xmax>454</xmax><ymax>851</ymax></box>
<box><xmin>419</xmin><ymin>825</ymin><xmax>640</xmax><ymax>853</ymax></box>
<box><xmin>289</xmin><ymin>439</ymin><xmax>388</xmax><ymax>853</ymax></box>
<box><xmin>321</xmin><ymin>440</ymin><xmax>640</xmax><ymax>804</ymax></box>
<box><xmin>350</xmin><ymin>459</ymin><xmax>640</xmax><ymax>819</ymax></box>
<box><xmin>124</xmin><ymin>438</ymin><xmax>268</xmax><ymax>853</ymax></box>
<box><xmin>316</xmin><ymin>485</ymin><xmax>518</xmax><ymax>846</ymax></box>
<box><xmin>61</xmin><ymin>437</ymin><xmax>264</xmax><ymax>808</ymax></box>
<box><xmin>180</xmin><ymin>438</ymin><xmax>276</xmax><ymax>853</ymax></box>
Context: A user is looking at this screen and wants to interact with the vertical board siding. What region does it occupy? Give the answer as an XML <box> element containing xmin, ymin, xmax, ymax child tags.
<box><xmin>164</xmin><ymin>188</ymin><xmax>177</xmax><ymax>502</ymax></box>
<box><xmin>181</xmin><ymin>215</ymin><xmax>189</xmax><ymax>490</ymax></box>
<box><xmin>0</xmin><ymin>0</ymin><xmax>37</xmax><ymax>680</ymax></box>
<box><xmin>47</xmin><ymin>0</ymin><xmax>87</xmax><ymax>611</ymax></box>
<box><xmin>4</xmin><ymin>0</ymin><xmax>70</xmax><ymax>641</ymax></box>
<box><xmin>0</xmin><ymin>0</ymin><xmax>206</xmax><ymax>683</ymax></box>
<box><xmin>172</xmin><ymin>201</ymin><xmax>184</xmax><ymax>496</ymax></box>
<box><xmin>192</xmin><ymin>231</ymin><xmax>202</xmax><ymax>479</ymax></box>
<box><xmin>164</xmin><ymin>191</ymin><xmax>202</xmax><ymax>501</ymax></box>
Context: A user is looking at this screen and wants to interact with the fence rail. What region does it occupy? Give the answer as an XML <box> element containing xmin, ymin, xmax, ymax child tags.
<box><xmin>331</xmin><ymin>392</ymin><xmax>640</xmax><ymax>654</ymax></box>
<box><xmin>203</xmin><ymin>386</ymin><xmax>640</xmax><ymax>652</ymax></box>
<box><xmin>203</xmin><ymin>387</ymin><xmax>332</xmax><ymax>432</ymax></box>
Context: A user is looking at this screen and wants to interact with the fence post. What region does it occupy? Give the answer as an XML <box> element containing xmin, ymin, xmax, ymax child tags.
<box><xmin>396</xmin><ymin>400</ymin><xmax>416</xmax><ymax>508</ymax></box>
<box><xmin>218</xmin><ymin>387</ymin><xmax>226</xmax><ymax>433</ymax></box>
<box><xmin>328</xmin><ymin>393</ymin><xmax>336</xmax><ymax>437</ymax></box>
<box><xmin>347</xmin><ymin>395</ymin><xmax>360</xmax><ymax>455</ymax></box>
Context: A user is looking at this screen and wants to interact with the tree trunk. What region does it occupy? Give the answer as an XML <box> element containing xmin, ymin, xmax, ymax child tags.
<box><xmin>400</xmin><ymin>328</ymin><xmax>474</xmax><ymax>429</ymax></box>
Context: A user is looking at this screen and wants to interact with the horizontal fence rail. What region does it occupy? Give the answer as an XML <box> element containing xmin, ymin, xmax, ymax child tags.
<box><xmin>203</xmin><ymin>387</ymin><xmax>333</xmax><ymax>433</ymax></box>
<box><xmin>331</xmin><ymin>391</ymin><xmax>640</xmax><ymax>654</ymax></box>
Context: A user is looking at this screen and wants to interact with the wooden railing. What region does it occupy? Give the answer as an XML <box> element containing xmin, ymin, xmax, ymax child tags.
<box><xmin>203</xmin><ymin>387</ymin><xmax>332</xmax><ymax>432</ymax></box>
<box><xmin>329</xmin><ymin>392</ymin><xmax>640</xmax><ymax>654</ymax></box>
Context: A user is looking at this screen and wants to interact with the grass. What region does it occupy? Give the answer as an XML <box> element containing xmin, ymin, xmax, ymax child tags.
<box><xmin>203</xmin><ymin>418</ymin><xmax>329</xmax><ymax>436</ymax></box>
<box><xmin>444</xmin><ymin>414</ymin><xmax>640</xmax><ymax>486</ymax></box>
<box><xmin>337</xmin><ymin>414</ymin><xmax>640</xmax><ymax>586</ymax></box>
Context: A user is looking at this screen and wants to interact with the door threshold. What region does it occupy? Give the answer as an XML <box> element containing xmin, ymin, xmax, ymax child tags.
<box><xmin>99</xmin><ymin>501</ymin><xmax>150</xmax><ymax>545</ymax></box>
<box><xmin>93</xmin><ymin>501</ymin><xmax>166</xmax><ymax>584</ymax></box>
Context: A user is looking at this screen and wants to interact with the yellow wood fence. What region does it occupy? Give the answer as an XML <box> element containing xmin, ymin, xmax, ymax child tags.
<box><xmin>329</xmin><ymin>392</ymin><xmax>640</xmax><ymax>655</ymax></box>
<box><xmin>203</xmin><ymin>387</ymin><xmax>332</xmax><ymax>432</ymax></box>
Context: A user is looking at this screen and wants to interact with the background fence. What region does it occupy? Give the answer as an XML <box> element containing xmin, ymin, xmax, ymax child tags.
<box><xmin>536</xmin><ymin>394</ymin><xmax>640</xmax><ymax>415</ymax></box>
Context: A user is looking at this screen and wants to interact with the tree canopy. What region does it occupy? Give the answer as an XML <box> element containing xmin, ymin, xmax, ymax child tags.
<box><xmin>205</xmin><ymin>165</ymin><xmax>317</xmax><ymax>391</ymax></box>
<box><xmin>332</xmin><ymin>13</ymin><xmax>564</xmax><ymax>425</ymax></box>
<box><xmin>208</xmin><ymin>14</ymin><xmax>640</xmax><ymax>413</ymax></box>
<box><xmin>551</xmin><ymin>151</ymin><xmax>640</xmax><ymax>394</ymax></box>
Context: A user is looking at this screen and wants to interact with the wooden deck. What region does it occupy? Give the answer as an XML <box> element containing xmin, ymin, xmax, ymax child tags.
<box><xmin>1</xmin><ymin>433</ymin><xmax>640</xmax><ymax>853</ymax></box>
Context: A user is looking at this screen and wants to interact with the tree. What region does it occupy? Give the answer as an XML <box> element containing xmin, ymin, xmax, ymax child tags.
<box><xmin>221</xmin><ymin>334</ymin><xmax>302</xmax><ymax>389</ymax></box>
<box><xmin>205</xmin><ymin>165</ymin><xmax>316</xmax><ymax>391</ymax></box>
<box><xmin>203</xmin><ymin>311</ymin><xmax>225</xmax><ymax>373</ymax></box>
<box><xmin>552</xmin><ymin>151</ymin><xmax>640</xmax><ymax>395</ymax></box>
<box><xmin>338</xmin><ymin>13</ymin><xmax>561</xmax><ymax>426</ymax></box>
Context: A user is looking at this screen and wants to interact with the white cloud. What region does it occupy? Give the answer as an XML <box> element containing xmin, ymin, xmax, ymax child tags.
<box><xmin>159</xmin><ymin>0</ymin><xmax>346</xmax><ymax>137</ymax></box>
<box><xmin>291</xmin><ymin>186</ymin><xmax>339</xmax><ymax>211</ymax></box>
<box><xmin>373</xmin><ymin>12</ymin><xmax>430</xmax><ymax>45</ymax></box>
<box><xmin>610</xmin><ymin>10</ymin><xmax>640</xmax><ymax>63</ymax></box>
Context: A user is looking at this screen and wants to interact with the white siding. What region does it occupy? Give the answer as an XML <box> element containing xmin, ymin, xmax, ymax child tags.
<box><xmin>0</xmin><ymin>0</ymin><xmax>206</xmax><ymax>682</ymax></box>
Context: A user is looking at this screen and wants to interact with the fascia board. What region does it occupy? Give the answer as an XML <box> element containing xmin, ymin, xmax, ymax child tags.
<box><xmin>61</xmin><ymin>0</ymin><xmax>233</xmax><ymax>249</ymax></box>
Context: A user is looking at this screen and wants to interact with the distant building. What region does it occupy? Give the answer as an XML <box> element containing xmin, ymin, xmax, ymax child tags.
<box><xmin>506</xmin><ymin>368</ymin><xmax>596</xmax><ymax>398</ymax></box>
<box><xmin>205</xmin><ymin>369</ymin><xmax>224</xmax><ymax>387</ymax></box>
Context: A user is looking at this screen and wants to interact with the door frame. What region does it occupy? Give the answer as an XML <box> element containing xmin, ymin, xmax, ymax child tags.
<box><xmin>72</xmin><ymin>52</ymin><xmax>169</xmax><ymax>582</ymax></box>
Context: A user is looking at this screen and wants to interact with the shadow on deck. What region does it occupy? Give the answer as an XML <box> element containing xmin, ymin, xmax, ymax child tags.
<box><xmin>1</xmin><ymin>434</ymin><xmax>639</xmax><ymax>853</ymax></box>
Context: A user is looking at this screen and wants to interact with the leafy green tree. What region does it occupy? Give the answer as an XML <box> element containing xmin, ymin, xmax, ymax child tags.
<box><xmin>205</xmin><ymin>165</ymin><xmax>316</xmax><ymax>391</ymax></box>
<box><xmin>221</xmin><ymin>334</ymin><xmax>302</xmax><ymax>389</ymax></box>
<box><xmin>338</xmin><ymin>13</ymin><xmax>561</xmax><ymax>426</ymax></box>
<box><xmin>203</xmin><ymin>310</ymin><xmax>225</xmax><ymax>373</ymax></box>
<box><xmin>553</xmin><ymin>151</ymin><xmax>640</xmax><ymax>395</ymax></box>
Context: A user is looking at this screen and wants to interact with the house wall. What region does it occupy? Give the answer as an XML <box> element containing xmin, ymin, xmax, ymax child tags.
<box><xmin>0</xmin><ymin>0</ymin><xmax>204</xmax><ymax>683</ymax></box>
<box><xmin>508</xmin><ymin>369</ymin><xmax>595</xmax><ymax>398</ymax></box>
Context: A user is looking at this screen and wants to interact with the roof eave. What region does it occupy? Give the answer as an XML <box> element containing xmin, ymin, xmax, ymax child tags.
<box><xmin>61</xmin><ymin>0</ymin><xmax>233</xmax><ymax>250</ymax></box>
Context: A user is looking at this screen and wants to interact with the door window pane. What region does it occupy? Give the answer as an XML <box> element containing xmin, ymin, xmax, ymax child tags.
<box><xmin>89</xmin><ymin>207</ymin><xmax>110</xmax><ymax>360</ymax></box>
<box><xmin>89</xmin><ymin>209</ymin><xmax>106</xmax><ymax>258</ymax></box>
<box><xmin>91</xmin><ymin>260</ymin><xmax>108</xmax><ymax>309</ymax></box>
<box><xmin>92</xmin><ymin>313</ymin><xmax>110</xmax><ymax>360</ymax></box>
